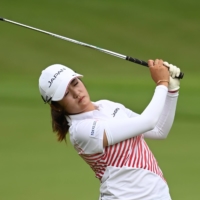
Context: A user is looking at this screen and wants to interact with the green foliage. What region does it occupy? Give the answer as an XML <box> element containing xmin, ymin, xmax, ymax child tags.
<box><xmin>1</xmin><ymin>1</ymin><xmax>200</xmax><ymax>199</ymax></box>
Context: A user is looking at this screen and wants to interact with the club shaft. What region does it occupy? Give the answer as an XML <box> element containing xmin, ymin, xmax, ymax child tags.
<box><xmin>2</xmin><ymin>18</ymin><xmax>127</xmax><ymax>60</ymax></box>
<box><xmin>0</xmin><ymin>17</ymin><xmax>184</xmax><ymax>79</ymax></box>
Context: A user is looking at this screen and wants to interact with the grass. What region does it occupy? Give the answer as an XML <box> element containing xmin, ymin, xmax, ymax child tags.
<box><xmin>1</xmin><ymin>0</ymin><xmax>200</xmax><ymax>199</ymax></box>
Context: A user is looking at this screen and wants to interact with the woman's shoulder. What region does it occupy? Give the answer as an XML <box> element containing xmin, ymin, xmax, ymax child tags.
<box><xmin>95</xmin><ymin>99</ymin><xmax>125</xmax><ymax>109</ymax></box>
<box><xmin>95</xmin><ymin>99</ymin><xmax>120</xmax><ymax>105</ymax></box>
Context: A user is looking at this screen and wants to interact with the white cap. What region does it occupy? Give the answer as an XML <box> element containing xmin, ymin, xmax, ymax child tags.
<box><xmin>39</xmin><ymin>64</ymin><xmax>83</xmax><ymax>103</ymax></box>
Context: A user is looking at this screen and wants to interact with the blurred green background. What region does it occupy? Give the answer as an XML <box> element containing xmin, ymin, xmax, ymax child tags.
<box><xmin>1</xmin><ymin>0</ymin><xmax>200</xmax><ymax>199</ymax></box>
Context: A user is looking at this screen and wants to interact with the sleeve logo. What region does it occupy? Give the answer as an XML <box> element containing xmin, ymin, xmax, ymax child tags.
<box><xmin>91</xmin><ymin>121</ymin><xmax>97</xmax><ymax>136</ymax></box>
<box><xmin>112</xmin><ymin>108</ymin><xmax>120</xmax><ymax>117</ymax></box>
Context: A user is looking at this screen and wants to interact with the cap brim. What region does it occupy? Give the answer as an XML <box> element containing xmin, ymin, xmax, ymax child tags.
<box><xmin>51</xmin><ymin>73</ymin><xmax>83</xmax><ymax>101</ymax></box>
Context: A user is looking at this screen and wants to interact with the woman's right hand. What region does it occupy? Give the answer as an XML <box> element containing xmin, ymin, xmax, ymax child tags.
<box><xmin>148</xmin><ymin>59</ymin><xmax>170</xmax><ymax>87</ymax></box>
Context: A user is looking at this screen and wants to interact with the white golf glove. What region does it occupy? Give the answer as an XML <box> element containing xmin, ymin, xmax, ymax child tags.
<box><xmin>168</xmin><ymin>76</ymin><xmax>180</xmax><ymax>91</ymax></box>
<box><xmin>163</xmin><ymin>61</ymin><xmax>181</xmax><ymax>78</ymax></box>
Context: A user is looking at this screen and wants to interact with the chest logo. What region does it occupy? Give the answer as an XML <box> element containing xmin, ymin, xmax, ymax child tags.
<box><xmin>112</xmin><ymin>108</ymin><xmax>120</xmax><ymax>117</ymax></box>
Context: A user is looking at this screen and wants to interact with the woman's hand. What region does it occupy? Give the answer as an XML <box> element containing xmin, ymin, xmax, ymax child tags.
<box><xmin>148</xmin><ymin>59</ymin><xmax>170</xmax><ymax>87</ymax></box>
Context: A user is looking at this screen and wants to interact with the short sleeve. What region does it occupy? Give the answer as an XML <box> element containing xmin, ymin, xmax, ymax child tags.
<box><xmin>69</xmin><ymin>119</ymin><xmax>105</xmax><ymax>154</ymax></box>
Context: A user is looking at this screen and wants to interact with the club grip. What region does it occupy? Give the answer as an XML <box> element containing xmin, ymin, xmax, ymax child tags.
<box><xmin>126</xmin><ymin>56</ymin><xmax>184</xmax><ymax>79</ymax></box>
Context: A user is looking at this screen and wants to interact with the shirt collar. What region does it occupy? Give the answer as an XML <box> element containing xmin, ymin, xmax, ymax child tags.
<box><xmin>66</xmin><ymin>101</ymin><xmax>102</xmax><ymax>124</ymax></box>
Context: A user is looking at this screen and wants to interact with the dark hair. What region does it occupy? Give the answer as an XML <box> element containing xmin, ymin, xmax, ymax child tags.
<box><xmin>50</xmin><ymin>101</ymin><xmax>69</xmax><ymax>142</ymax></box>
<box><xmin>50</xmin><ymin>78</ymin><xmax>83</xmax><ymax>141</ymax></box>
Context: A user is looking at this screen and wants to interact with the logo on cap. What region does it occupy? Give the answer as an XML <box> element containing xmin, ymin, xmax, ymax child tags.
<box><xmin>41</xmin><ymin>95</ymin><xmax>52</xmax><ymax>103</ymax></box>
<box><xmin>48</xmin><ymin>68</ymin><xmax>66</xmax><ymax>88</ymax></box>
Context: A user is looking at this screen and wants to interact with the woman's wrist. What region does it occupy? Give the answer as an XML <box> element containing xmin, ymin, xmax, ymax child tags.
<box><xmin>168</xmin><ymin>90</ymin><xmax>179</xmax><ymax>93</ymax></box>
<box><xmin>156</xmin><ymin>80</ymin><xmax>169</xmax><ymax>87</ymax></box>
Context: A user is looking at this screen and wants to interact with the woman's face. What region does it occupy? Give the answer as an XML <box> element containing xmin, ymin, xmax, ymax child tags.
<box><xmin>57</xmin><ymin>78</ymin><xmax>94</xmax><ymax>114</ymax></box>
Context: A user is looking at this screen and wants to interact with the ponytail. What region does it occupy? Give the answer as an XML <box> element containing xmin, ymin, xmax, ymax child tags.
<box><xmin>50</xmin><ymin>101</ymin><xmax>69</xmax><ymax>141</ymax></box>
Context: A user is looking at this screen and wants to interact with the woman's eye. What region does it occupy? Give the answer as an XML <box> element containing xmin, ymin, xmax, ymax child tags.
<box><xmin>65</xmin><ymin>92</ymin><xmax>69</xmax><ymax>97</ymax></box>
<box><xmin>74</xmin><ymin>81</ymin><xmax>78</xmax><ymax>86</ymax></box>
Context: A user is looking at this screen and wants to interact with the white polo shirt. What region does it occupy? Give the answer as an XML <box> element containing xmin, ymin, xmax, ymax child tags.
<box><xmin>67</xmin><ymin>87</ymin><xmax>178</xmax><ymax>200</ymax></box>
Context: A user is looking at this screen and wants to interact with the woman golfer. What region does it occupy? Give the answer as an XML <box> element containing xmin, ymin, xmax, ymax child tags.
<box><xmin>39</xmin><ymin>59</ymin><xmax>181</xmax><ymax>200</ymax></box>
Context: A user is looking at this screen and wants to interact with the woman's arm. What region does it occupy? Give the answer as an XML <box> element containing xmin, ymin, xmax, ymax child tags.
<box><xmin>103</xmin><ymin>59</ymin><xmax>171</xmax><ymax>147</ymax></box>
<box><xmin>103</xmin><ymin>85</ymin><xmax>168</xmax><ymax>147</ymax></box>
<box><xmin>143</xmin><ymin>91</ymin><xmax>179</xmax><ymax>139</ymax></box>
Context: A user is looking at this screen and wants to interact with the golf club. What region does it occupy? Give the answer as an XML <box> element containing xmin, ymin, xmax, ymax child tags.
<box><xmin>0</xmin><ymin>17</ymin><xmax>184</xmax><ymax>79</ymax></box>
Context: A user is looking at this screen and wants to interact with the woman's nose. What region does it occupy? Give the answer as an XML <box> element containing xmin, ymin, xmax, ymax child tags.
<box><xmin>72</xmin><ymin>90</ymin><xmax>80</xmax><ymax>99</ymax></box>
